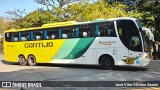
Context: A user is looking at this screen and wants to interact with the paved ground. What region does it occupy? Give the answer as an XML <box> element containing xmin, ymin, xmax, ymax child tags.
<box><xmin>0</xmin><ymin>55</ymin><xmax>160</xmax><ymax>90</ymax></box>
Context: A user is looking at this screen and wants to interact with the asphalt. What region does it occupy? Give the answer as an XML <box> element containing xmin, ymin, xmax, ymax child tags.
<box><xmin>0</xmin><ymin>55</ymin><xmax>160</xmax><ymax>90</ymax></box>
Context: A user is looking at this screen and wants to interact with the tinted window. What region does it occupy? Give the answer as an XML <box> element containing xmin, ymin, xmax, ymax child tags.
<box><xmin>128</xmin><ymin>31</ymin><xmax>142</xmax><ymax>51</ymax></box>
<box><xmin>117</xmin><ymin>20</ymin><xmax>142</xmax><ymax>51</ymax></box>
<box><xmin>20</xmin><ymin>32</ymin><xmax>30</xmax><ymax>41</ymax></box>
<box><xmin>61</xmin><ymin>27</ymin><xmax>75</xmax><ymax>38</ymax></box>
<box><xmin>79</xmin><ymin>24</ymin><xmax>95</xmax><ymax>38</ymax></box>
<box><xmin>98</xmin><ymin>21</ymin><xmax>116</xmax><ymax>37</ymax></box>
<box><xmin>117</xmin><ymin>20</ymin><xmax>127</xmax><ymax>47</ymax></box>
<box><xmin>5</xmin><ymin>33</ymin><xmax>12</xmax><ymax>42</ymax></box>
<box><xmin>13</xmin><ymin>32</ymin><xmax>19</xmax><ymax>41</ymax></box>
<box><xmin>136</xmin><ymin>20</ymin><xmax>142</xmax><ymax>28</ymax></box>
<box><xmin>47</xmin><ymin>29</ymin><xmax>58</xmax><ymax>39</ymax></box>
<box><xmin>32</xmin><ymin>30</ymin><xmax>43</xmax><ymax>40</ymax></box>
<box><xmin>126</xmin><ymin>20</ymin><xmax>137</xmax><ymax>31</ymax></box>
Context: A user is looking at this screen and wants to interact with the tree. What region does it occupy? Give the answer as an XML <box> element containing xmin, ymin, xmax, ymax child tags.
<box><xmin>34</xmin><ymin>0</ymin><xmax>79</xmax><ymax>21</ymax></box>
<box><xmin>136</xmin><ymin>0</ymin><xmax>160</xmax><ymax>42</ymax></box>
<box><xmin>19</xmin><ymin>10</ymin><xmax>56</xmax><ymax>28</ymax></box>
<box><xmin>0</xmin><ymin>17</ymin><xmax>15</xmax><ymax>33</ymax></box>
<box><xmin>0</xmin><ymin>17</ymin><xmax>6</xmax><ymax>33</ymax></box>
<box><xmin>64</xmin><ymin>1</ymin><xmax>142</xmax><ymax>21</ymax></box>
<box><xmin>100</xmin><ymin>0</ymin><xmax>160</xmax><ymax>42</ymax></box>
<box><xmin>5</xmin><ymin>9</ymin><xmax>27</xmax><ymax>29</ymax></box>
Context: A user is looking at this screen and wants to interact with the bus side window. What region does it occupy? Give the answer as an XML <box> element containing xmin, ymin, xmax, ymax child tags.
<box><xmin>61</xmin><ymin>27</ymin><xmax>75</xmax><ymax>38</ymax></box>
<box><xmin>33</xmin><ymin>30</ymin><xmax>43</xmax><ymax>40</ymax></box>
<box><xmin>98</xmin><ymin>21</ymin><xmax>116</xmax><ymax>37</ymax></box>
<box><xmin>5</xmin><ymin>33</ymin><xmax>12</xmax><ymax>42</ymax></box>
<box><xmin>13</xmin><ymin>32</ymin><xmax>19</xmax><ymax>41</ymax></box>
<box><xmin>47</xmin><ymin>29</ymin><xmax>58</xmax><ymax>39</ymax></box>
<box><xmin>21</xmin><ymin>32</ymin><xmax>30</xmax><ymax>41</ymax></box>
<box><xmin>79</xmin><ymin>24</ymin><xmax>94</xmax><ymax>38</ymax></box>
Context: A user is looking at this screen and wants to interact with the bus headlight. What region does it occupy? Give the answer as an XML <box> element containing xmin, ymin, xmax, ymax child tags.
<box><xmin>147</xmin><ymin>53</ymin><xmax>152</xmax><ymax>59</ymax></box>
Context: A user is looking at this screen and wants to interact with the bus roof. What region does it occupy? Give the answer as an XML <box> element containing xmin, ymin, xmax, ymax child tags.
<box><xmin>5</xmin><ymin>21</ymin><xmax>78</xmax><ymax>33</ymax></box>
<box><xmin>5</xmin><ymin>17</ymin><xmax>136</xmax><ymax>33</ymax></box>
<box><xmin>78</xmin><ymin>19</ymin><xmax>108</xmax><ymax>25</ymax></box>
<box><xmin>108</xmin><ymin>17</ymin><xmax>137</xmax><ymax>21</ymax></box>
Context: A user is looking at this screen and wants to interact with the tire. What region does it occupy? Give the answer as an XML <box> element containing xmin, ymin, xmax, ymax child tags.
<box><xmin>27</xmin><ymin>55</ymin><xmax>36</xmax><ymax>66</ymax></box>
<box><xmin>100</xmin><ymin>56</ymin><xmax>114</xmax><ymax>70</ymax></box>
<box><xmin>18</xmin><ymin>55</ymin><xmax>27</xmax><ymax>66</ymax></box>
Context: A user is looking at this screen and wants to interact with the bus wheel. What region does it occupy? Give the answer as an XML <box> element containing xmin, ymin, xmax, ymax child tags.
<box><xmin>100</xmin><ymin>55</ymin><xmax>114</xmax><ymax>70</ymax></box>
<box><xmin>27</xmin><ymin>55</ymin><xmax>36</xmax><ymax>66</ymax></box>
<box><xmin>18</xmin><ymin>55</ymin><xmax>27</xmax><ymax>66</ymax></box>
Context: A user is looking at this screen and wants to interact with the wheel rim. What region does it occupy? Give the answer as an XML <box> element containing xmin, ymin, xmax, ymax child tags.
<box><xmin>19</xmin><ymin>56</ymin><xmax>27</xmax><ymax>65</ymax></box>
<box><xmin>29</xmin><ymin>57</ymin><xmax>35</xmax><ymax>64</ymax></box>
<box><xmin>19</xmin><ymin>57</ymin><xmax>25</xmax><ymax>63</ymax></box>
<box><xmin>104</xmin><ymin>59</ymin><xmax>112</xmax><ymax>66</ymax></box>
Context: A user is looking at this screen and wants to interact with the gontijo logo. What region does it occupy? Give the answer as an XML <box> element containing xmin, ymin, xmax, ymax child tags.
<box><xmin>24</xmin><ymin>42</ymin><xmax>53</xmax><ymax>48</ymax></box>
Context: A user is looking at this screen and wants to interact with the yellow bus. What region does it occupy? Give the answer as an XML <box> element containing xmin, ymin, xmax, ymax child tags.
<box><xmin>4</xmin><ymin>17</ymin><xmax>152</xmax><ymax>69</ymax></box>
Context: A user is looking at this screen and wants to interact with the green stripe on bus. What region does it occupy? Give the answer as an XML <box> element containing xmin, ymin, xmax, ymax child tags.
<box><xmin>53</xmin><ymin>39</ymin><xmax>80</xmax><ymax>59</ymax></box>
<box><xmin>63</xmin><ymin>38</ymin><xmax>95</xmax><ymax>59</ymax></box>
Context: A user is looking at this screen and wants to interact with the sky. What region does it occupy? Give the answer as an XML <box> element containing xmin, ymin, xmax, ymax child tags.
<box><xmin>0</xmin><ymin>0</ymin><xmax>44</xmax><ymax>17</ymax></box>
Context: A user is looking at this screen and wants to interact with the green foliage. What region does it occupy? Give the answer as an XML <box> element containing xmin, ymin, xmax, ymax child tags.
<box><xmin>34</xmin><ymin>0</ymin><xmax>79</xmax><ymax>21</ymax></box>
<box><xmin>0</xmin><ymin>17</ymin><xmax>15</xmax><ymax>33</ymax></box>
<box><xmin>136</xmin><ymin>1</ymin><xmax>158</xmax><ymax>28</ymax></box>
<box><xmin>4</xmin><ymin>0</ymin><xmax>143</xmax><ymax>29</ymax></box>
<box><xmin>3</xmin><ymin>0</ymin><xmax>159</xmax><ymax>43</ymax></box>
<box><xmin>64</xmin><ymin>1</ymin><xmax>142</xmax><ymax>21</ymax></box>
<box><xmin>19</xmin><ymin>10</ymin><xmax>56</xmax><ymax>28</ymax></box>
<box><xmin>136</xmin><ymin>0</ymin><xmax>160</xmax><ymax>42</ymax></box>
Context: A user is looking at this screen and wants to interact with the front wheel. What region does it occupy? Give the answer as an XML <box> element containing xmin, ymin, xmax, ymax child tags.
<box><xmin>100</xmin><ymin>56</ymin><xmax>114</xmax><ymax>70</ymax></box>
<box><xmin>18</xmin><ymin>55</ymin><xmax>27</xmax><ymax>66</ymax></box>
<box><xmin>27</xmin><ymin>55</ymin><xmax>36</xmax><ymax>66</ymax></box>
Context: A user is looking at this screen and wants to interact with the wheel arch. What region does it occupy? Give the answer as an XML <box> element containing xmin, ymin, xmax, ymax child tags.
<box><xmin>27</xmin><ymin>54</ymin><xmax>36</xmax><ymax>58</ymax></box>
<box><xmin>98</xmin><ymin>54</ymin><xmax>115</xmax><ymax>65</ymax></box>
<box><xmin>27</xmin><ymin>54</ymin><xmax>36</xmax><ymax>66</ymax></box>
<box><xmin>18</xmin><ymin>54</ymin><xmax>26</xmax><ymax>59</ymax></box>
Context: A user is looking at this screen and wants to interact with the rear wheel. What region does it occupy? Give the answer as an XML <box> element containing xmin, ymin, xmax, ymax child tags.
<box><xmin>27</xmin><ymin>55</ymin><xmax>36</xmax><ymax>66</ymax></box>
<box><xmin>18</xmin><ymin>55</ymin><xmax>27</xmax><ymax>66</ymax></box>
<box><xmin>100</xmin><ymin>55</ymin><xmax>114</xmax><ymax>70</ymax></box>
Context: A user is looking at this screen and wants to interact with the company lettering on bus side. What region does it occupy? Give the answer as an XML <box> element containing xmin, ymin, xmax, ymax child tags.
<box><xmin>24</xmin><ymin>42</ymin><xmax>53</xmax><ymax>48</ymax></box>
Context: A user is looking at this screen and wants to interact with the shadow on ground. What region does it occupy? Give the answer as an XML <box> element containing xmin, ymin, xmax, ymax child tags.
<box><xmin>1</xmin><ymin>60</ymin><xmax>147</xmax><ymax>71</ymax></box>
<box><xmin>1</xmin><ymin>60</ymin><xmax>18</xmax><ymax>65</ymax></box>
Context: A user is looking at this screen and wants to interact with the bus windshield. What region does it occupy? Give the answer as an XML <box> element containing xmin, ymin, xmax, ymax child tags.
<box><xmin>136</xmin><ymin>20</ymin><xmax>143</xmax><ymax>28</ymax></box>
<box><xmin>142</xmin><ymin>31</ymin><xmax>150</xmax><ymax>52</ymax></box>
<box><xmin>136</xmin><ymin>20</ymin><xmax>150</xmax><ymax>52</ymax></box>
<box><xmin>142</xmin><ymin>27</ymin><xmax>154</xmax><ymax>53</ymax></box>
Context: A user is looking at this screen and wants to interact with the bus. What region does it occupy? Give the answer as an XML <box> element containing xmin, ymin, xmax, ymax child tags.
<box><xmin>3</xmin><ymin>17</ymin><xmax>152</xmax><ymax>69</ymax></box>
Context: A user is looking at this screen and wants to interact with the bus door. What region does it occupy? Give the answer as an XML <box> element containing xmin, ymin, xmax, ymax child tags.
<box><xmin>127</xmin><ymin>30</ymin><xmax>143</xmax><ymax>66</ymax></box>
<box><xmin>125</xmin><ymin>20</ymin><xmax>143</xmax><ymax>66</ymax></box>
<box><xmin>116</xmin><ymin>20</ymin><xmax>129</xmax><ymax>66</ymax></box>
<box><xmin>116</xmin><ymin>47</ymin><xmax>129</xmax><ymax>66</ymax></box>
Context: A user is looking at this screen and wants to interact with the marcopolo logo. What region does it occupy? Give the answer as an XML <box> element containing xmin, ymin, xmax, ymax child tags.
<box><xmin>98</xmin><ymin>41</ymin><xmax>116</xmax><ymax>46</ymax></box>
<box><xmin>24</xmin><ymin>42</ymin><xmax>53</xmax><ymax>48</ymax></box>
